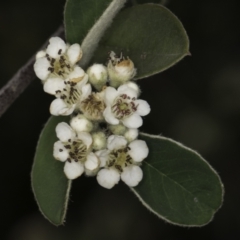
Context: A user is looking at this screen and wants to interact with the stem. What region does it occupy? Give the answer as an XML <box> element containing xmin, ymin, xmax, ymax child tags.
<box><xmin>0</xmin><ymin>25</ymin><xmax>64</xmax><ymax>118</ymax></box>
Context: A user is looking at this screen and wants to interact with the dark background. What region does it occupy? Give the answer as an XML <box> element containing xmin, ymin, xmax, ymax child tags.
<box><xmin>1</xmin><ymin>0</ymin><xmax>240</xmax><ymax>239</ymax></box>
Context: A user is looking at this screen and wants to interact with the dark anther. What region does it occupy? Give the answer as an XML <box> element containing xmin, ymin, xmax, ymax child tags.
<box><xmin>58</xmin><ymin>49</ymin><xmax>62</xmax><ymax>55</ymax></box>
<box><xmin>59</xmin><ymin>149</ymin><xmax>63</xmax><ymax>152</ymax></box>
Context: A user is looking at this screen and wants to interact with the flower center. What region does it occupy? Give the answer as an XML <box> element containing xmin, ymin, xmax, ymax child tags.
<box><xmin>55</xmin><ymin>81</ymin><xmax>81</xmax><ymax>106</ymax></box>
<box><xmin>80</xmin><ymin>93</ymin><xmax>105</xmax><ymax>120</ymax></box>
<box><xmin>46</xmin><ymin>51</ymin><xmax>72</xmax><ymax>78</ymax></box>
<box><xmin>107</xmin><ymin>147</ymin><xmax>133</xmax><ymax>173</ymax></box>
<box><xmin>63</xmin><ymin>139</ymin><xmax>87</xmax><ymax>163</ymax></box>
<box><xmin>111</xmin><ymin>94</ymin><xmax>138</xmax><ymax>119</ymax></box>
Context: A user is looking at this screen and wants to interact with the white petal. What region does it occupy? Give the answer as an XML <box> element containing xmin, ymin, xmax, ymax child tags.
<box><xmin>122</xmin><ymin>113</ymin><xmax>142</xmax><ymax>128</ymax></box>
<box><xmin>34</xmin><ymin>57</ymin><xmax>50</xmax><ymax>80</ymax></box>
<box><xmin>128</xmin><ymin>140</ymin><xmax>149</xmax><ymax>162</ymax></box>
<box><xmin>36</xmin><ymin>50</ymin><xmax>46</xmax><ymax>59</ymax></box>
<box><xmin>97</xmin><ymin>168</ymin><xmax>120</xmax><ymax>189</ymax></box>
<box><xmin>117</xmin><ymin>84</ymin><xmax>138</xmax><ymax>99</ymax></box>
<box><xmin>43</xmin><ymin>78</ymin><xmax>65</xmax><ymax>95</ymax></box>
<box><xmin>103</xmin><ymin>106</ymin><xmax>119</xmax><ymax>125</ymax></box>
<box><xmin>58</xmin><ymin>104</ymin><xmax>75</xmax><ymax>116</ymax></box>
<box><xmin>80</xmin><ymin>83</ymin><xmax>92</xmax><ymax>100</ymax></box>
<box><xmin>121</xmin><ymin>165</ymin><xmax>143</xmax><ymax>187</ymax></box>
<box><xmin>55</xmin><ymin>122</ymin><xmax>75</xmax><ymax>142</ymax></box>
<box><xmin>95</xmin><ymin>150</ymin><xmax>109</xmax><ymax>167</ymax></box>
<box><xmin>64</xmin><ymin>161</ymin><xmax>84</xmax><ymax>179</ymax></box>
<box><xmin>67</xmin><ymin>43</ymin><xmax>82</xmax><ymax>65</ymax></box>
<box><xmin>135</xmin><ymin>99</ymin><xmax>151</xmax><ymax>116</ymax></box>
<box><xmin>124</xmin><ymin>128</ymin><xmax>139</xmax><ymax>142</ymax></box>
<box><xmin>53</xmin><ymin>141</ymin><xmax>68</xmax><ymax>162</ymax></box>
<box><xmin>50</xmin><ymin>99</ymin><xmax>75</xmax><ymax>116</ymax></box>
<box><xmin>107</xmin><ymin>135</ymin><xmax>127</xmax><ymax>150</ymax></box>
<box><xmin>85</xmin><ymin>152</ymin><xmax>99</xmax><ymax>171</ymax></box>
<box><xmin>69</xmin><ymin>66</ymin><xmax>85</xmax><ymax>81</ymax></box>
<box><xmin>77</xmin><ymin>132</ymin><xmax>92</xmax><ymax>149</ymax></box>
<box><xmin>125</xmin><ymin>81</ymin><xmax>140</xmax><ymax>96</ymax></box>
<box><xmin>104</xmin><ymin>87</ymin><xmax>118</xmax><ymax>105</ymax></box>
<box><xmin>46</xmin><ymin>37</ymin><xmax>66</xmax><ymax>58</ymax></box>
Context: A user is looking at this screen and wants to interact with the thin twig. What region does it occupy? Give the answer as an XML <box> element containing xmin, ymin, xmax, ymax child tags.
<box><xmin>0</xmin><ymin>25</ymin><xmax>64</xmax><ymax>118</ymax></box>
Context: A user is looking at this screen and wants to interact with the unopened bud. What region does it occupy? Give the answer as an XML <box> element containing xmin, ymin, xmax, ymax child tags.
<box><xmin>108</xmin><ymin>123</ymin><xmax>127</xmax><ymax>135</ymax></box>
<box><xmin>70</xmin><ymin>114</ymin><xmax>93</xmax><ymax>133</ymax></box>
<box><xmin>87</xmin><ymin>64</ymin><xmax>108</xmax><ymax>91</ymax></box>
<box><xmin>92</xmin><ymin>131</ymin><xmax>107</xmax><ymax>150</ymax></box>
<box><xmin>124</xmin><ymin>128</ymin><xmax>139</xmax><ymax>142</ymax></box>
<box><xmin>108</xmin><ymin>51</ymin><xmax>136</xmax><ymax>88</ymax></box>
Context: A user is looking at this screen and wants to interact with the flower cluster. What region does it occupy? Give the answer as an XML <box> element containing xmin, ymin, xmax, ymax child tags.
<box><xmin>34</xmin><ymin>37</ymin><xmax>150</xmax><ymax>189</ymax></box>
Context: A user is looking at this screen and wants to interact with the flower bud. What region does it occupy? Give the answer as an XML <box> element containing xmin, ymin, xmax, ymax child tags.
<box><xmin>70</xmin><ymin>114</ymin><xmax>93</xmax><ymax>133</ymax></box>
<box><xmin>92</xmin><ymin>131</ymin><xmax>107</xmax><ymax>150</ymax></box>
<box><xmin>108</xmin><ymin>51</ymin><xmax>136</xmax><ymax>88</ymax></box>
<box><xmin>108</xmin><ymin>123</ymin><xmax>127</xmax><ymax>135</ymax></box>
<box><xmin>124</xmin><ymin>128</ymin><xmax>139</xmax><ymax>142</ymax></box>
<box><xmin>87</xmin><ymin>64</ymin><xmax>108</xmax><ymax>91</ymax></box>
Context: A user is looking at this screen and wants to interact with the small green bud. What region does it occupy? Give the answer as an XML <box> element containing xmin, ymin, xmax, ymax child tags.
<box><xmin>108</xmin><ymin>123</ymin><xmax>127</xmax><ymax>135</ymax></box>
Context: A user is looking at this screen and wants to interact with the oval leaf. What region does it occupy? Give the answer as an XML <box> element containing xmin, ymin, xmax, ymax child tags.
<box><xmin>132</xmin><ymin>133</ymin><xmax>224</xmax><ymax>226</ymax></box>
<box><xmin>91</xmin><ymin>4</ymin><xmax>189</xmax><ymax>80</ymax></box>
<box><xmin>31</xmin><ymin>116</ymin><xmax>70</xmax><ymax>225</ymax></box>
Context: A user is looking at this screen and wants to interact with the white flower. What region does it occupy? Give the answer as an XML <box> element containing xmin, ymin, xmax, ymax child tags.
<box><xmin>34</xmin><ymin>37</ymin><xmax>82</xmax><ymax>81</ymax></box>
<box><xmin>44</xmin><ymin>69</ymin><xmax>90</xmax><ymax>116</ymax></box>
<box><xmin>79</xmin><ymin>88</ymin><xmax>106</xmax><ymax>120</ymax></box>
<box><xmin>108</xmin><ymin>51</ymin><xmax>136</xmax><ymax>88</ymax></box>
<box><xmin>96</xmin><ymin>135</ymin><xmax>149</xmax><ymax>189</ymax></box>
<box><xmin>53</xmin><ymin>122</ymin><xmax>100</xmax><ymax>179</ymax></box>
<box><xmin>103</xmin><ymin>84</ymin><xmax>150</xmax><ymax>128</ymax></box>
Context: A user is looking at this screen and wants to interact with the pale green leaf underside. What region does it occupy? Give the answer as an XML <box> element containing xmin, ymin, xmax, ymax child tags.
<box><xmin>133</xmin><ymin>133</ymin><xmax>224</xmax><ymax>226</ymax></box>
<box><xmin>91</xmin><ymin>4</ymin><xmax>189</xmax><ymax>80</ymax></box>
<box><xmin>31</xmin><ymin>116</ymin><xmax>70</xmax><ymax>226</ymax></box>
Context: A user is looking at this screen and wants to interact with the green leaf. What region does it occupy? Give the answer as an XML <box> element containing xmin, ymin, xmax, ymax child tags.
<box><xmin>64</xmin><ymin>0</ymin><xmax>127</xmax><ymax>67</ymax></box>
<box><xmin>132</xmin><ymin>133</ymin><xmax>224</xmax><ymax>226</ymax></box>
<box><xmin>31</xmin><ymin>116</ymin><xmax>70</xmax><ymax>226</ymax></box>
<box><xmin>92</xmin><ymin>4</ymin><xmax>189</xmax><ymax>80</ymax></box>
